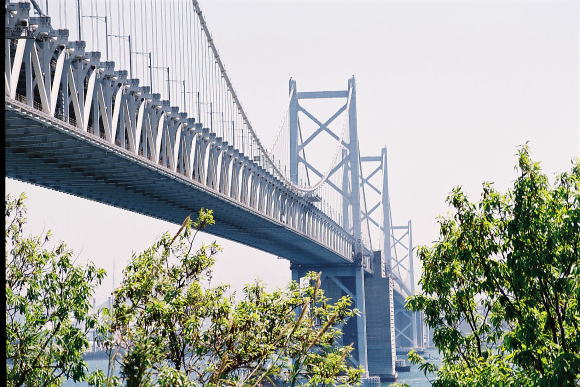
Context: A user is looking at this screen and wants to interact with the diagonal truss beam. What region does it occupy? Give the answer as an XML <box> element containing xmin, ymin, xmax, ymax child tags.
<box><xmin>392</xmin><ymin>232</ymin><xmax>409</xmax><ymax>251</ymax></box>
<box><xmin>299</xmin><ymin>156</ymin><xmax>348</xmax><ymax>199</ymax></box>
<box><xmin>298</xmin><ymin>104</ymin><xmax>348</xmax><ymax>150</ymax></box>
<box><xmin>360</xmin><ymin>168</ymin><xmax>382</xmax><ymax>196</ymax></box>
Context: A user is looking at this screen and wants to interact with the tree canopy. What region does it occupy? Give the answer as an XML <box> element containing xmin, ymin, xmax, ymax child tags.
<box><xmin>5</xmin><ymin>194</ymin><xmax>362</xmax><ymax>386</ymax></box>
<box><xmin>102</xmin><ymin>209</ymin><xmax>363</xmax><ymax>386</ymax></box>
<box><xmin>407</xmin><ymin>146</ymin><xmax>579</xmax><ymax>386</ymax></box>
<box><xmin>6</xmin><ymin>193</ymin><xmax>106</xmax><ymax>386</ymax></box>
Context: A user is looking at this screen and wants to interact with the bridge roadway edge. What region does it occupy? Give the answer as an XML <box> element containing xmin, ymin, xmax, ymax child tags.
<box><xmin>4</xmin><ymin>98</ymin><xmax>357</xmax><ymax>269</ymax></box>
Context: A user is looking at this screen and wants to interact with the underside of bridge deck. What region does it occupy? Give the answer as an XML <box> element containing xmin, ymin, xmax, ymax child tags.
<box><xmin>5</xmin><ymin>105</ymin><xmax>354</xmax><ymax>268</ymax></box>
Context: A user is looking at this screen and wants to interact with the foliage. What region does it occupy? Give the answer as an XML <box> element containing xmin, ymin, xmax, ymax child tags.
<box><xmin>4</xmin><ymin>195</ymin><xmax>360</xmax><ymax>386</ymax></box>
<box><xmin>5</xmin><ymin>193</ymin><xmax>107</xmax><ymax>386</ymax></box>
<box><xmin>101</xmin><ymin>209</ymin><xmax>363</xmax><ymax>386</ymax></box>
<box><xmin>407</xmin><ymin>146</ymin><xmax>580</xmax><ymax>386</ymax></box>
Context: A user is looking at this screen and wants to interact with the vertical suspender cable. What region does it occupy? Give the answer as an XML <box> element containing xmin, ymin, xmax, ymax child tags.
<box><xmin>166</xmin><ymin>1</ymin><xmax>171</xmax><ymax>102</ymax></box>
<box><xmin>196</xmin><ymin>7</ymin><xmax>201</xmax><ymax>121</ymax></box>
<box><xmin>90</xmin><ymin>0</ymin><xmax>94</xmax><ymax>51</ymax></box>
<box><xmin>208</xmin><ymin>39</ymin><xmax>213</xmax><ymax>131</ymax></box>
<box><xmin>77</xmin><ymin>0</ymin><xmax>82</xmax><ymax>40</ymax></box>
<box><xmin>206</xmin><ymin>21</ymin><xmax>210</xmax><ymax>128</ymax></box>
<box><xmin>201</xmin><ymin>5</ymin><xmax>205</xmax><ymax>124</ymax></box>
<box><xmin>129</xmin><ymin>0</ymin><xmax>133</xmax><ymax>77</ymax></box>
<box><xmin>205</xmin><ymin>13</ymin><xmax>209</xmax><ymax>127</ymax></box>
<box><xmin>198</xmin><ymin>1</ymin><xmax>202</xmax><ymax>120</ymax></box>
<box><xmin>192</xmin><ymin>0</ymin><xmax>198</xmax><ymax>119</ymax></box>
<box><xmin>211</xmin><ymin>36</ymin><xmax>215</xmax><ymax>131</ymax></box>
<box><xmin>93</xmin><ymin>0</ymin><xmax>97</xmax><ymax>51</ymax></box>
<box><xmin>202</xmin><ymin>14</ymin><xmax>212</xmax><ymax>127</ymax></box>
<box><xmin>122</xmin><ymin>0</ymin><xmax>126</xmax><ymax>72</ymax></box>
<box><xmin>192</xmin><ymin>3</ymin><xmax>196</xmax><ymax>115</ymax></box>
<box><xmin>176</xmin><ymin>0</ymin><xmax>180</xmax><ymax>108</ymax></box>
<box><xmin>153</xmin><ymin>0</ymin><xmax>158</xmax><ymax>97</ymax></box>
<box><xmin>152</xmin><ymin>0</ymin><xmax>156</xmax><ymax>95</ymax></box>
<box><xmin>112</xmin><ymin>0</ymin><xmax>116</xmax><ymax>64</ymax></box>
<box><xmin>219</xmin><ymin>55</ymin><xmax>223</xmax><ymax>138</ymax></box>
<box><xmin>157</xmin><ymin>0</ymin><xmax>161</xmax><ymax>94</ymax></box>
<box><xmin>180</xmin><ymin>0</ymin><xmax>184</xmax><ymax>112</ymax></box>
<box><xmin>214</xmin><ymin>47</ymin><xmax>218</xmax><ymax>134</ymax></box>
<box><xmin>184</xmin><ymin>0</ymin><xmax>189</xmax><ymax>114</ymax></box>
<box><xmin>64</xmin><ymin>0</ymin><xmax>68</xmax><ymax>36</ymax></box>
<box><xmin>215</xmin><ymin>46</ymin><xmax>219</xmax><ymax>135</ymax></box>
<box><xmin>176</xmin><ymin>0</ymin><xmax>181</xmax><ymax>110</ymax></box>
<box><xmin>139</xmin><ymin>0</ymin><xmax>144</xmax><ymax>83</ymax></box>
<box><xmin>222</xmin><ymin>63</ymin><xmax>226</xmax><ymax>140</ymax></box>
<box><xmin>167</xmin><ymin>1</ymin><xmax>172</xmax><ymax>103</ymax></box>
<box><xmin>104</xmin><ymin>0</ymin><xmax>108</xmax><ymax>60</ymax></box>
<box><xmin>145</xmin><ymin>0</ymin><xmax>150</xmax><ymax>153</ymax></box>
<box><xmin>201</xmin><ymin>21</ymin><xmax>206</xmax><ymax>125</ymax></box>
<box><xmin>209</xmin><ymin>41</ymin><xmax>213</xmax><ymax>131</ymax></box>
<box><xmin>92</xmin><ymin>0</ymin><xmax>98</xmax><ymax>54</ymax></box>
<box><xmin>191</xmin><ymin>0</ymin><xmax>195</xmax><ymax>116</ymax></box>
<box><xmin>115</xmin><ymin>0</ymin><xmax>119</xmax><ymax>68</ymax></box>
<box><xmin>173</xmin><ymin>0</ymin><xmax>177</xmax><ymax>106</ymax></box>
<box><xmin>105</xmin><ymin>0</ymin><xmax>110</xmax><ymax>61</ymax></box>
<box><xmin>117</xmin><ymin>0</ymin><xmax>121</xmax><ymax>70</ymax></box>
<box><xmin>169</xmin><ymin>3</ymin><xmax>178</xmax><ymax>107</ymax></box>
<box><xmin>96</xmin><ymin>0</ymin><xmax>99</xmax><ymax>52</ymax></box>
<box><xmin>163</xmin><ymin>0</ymin><xmax>168</xmax><ymax>101</ymax></box>
<box><xmin>182</xmin><ymin>0</ymin><xmax>189</xmax><ymax>114</ymax></box>
<box><xmin>173</xmin><ymin>1</ymin><xmax>179</xmax><ymax>108</ymax></box>
<box><xmin>207</xmin><ymin>34</ymin><xmax>211</xmax><ymax>129</ymax></box>
<box><xmin>160</xmin><ymin>0</ymin><xmax>164</xmax><ymax>98</ymax></box>
<box><xmin>147</xmin><ymin>0</ymin><xmax>152</xmax><ymax>88</ymax></box>
<box><xmin>206</xmin><ymin>39</ymin><xmax>216</xmax><ymax>131</ymax></box>
<box><xmin>193</xmin><ymin>2</ymin><xmax>198</xmax><ymax>120</ymax></box>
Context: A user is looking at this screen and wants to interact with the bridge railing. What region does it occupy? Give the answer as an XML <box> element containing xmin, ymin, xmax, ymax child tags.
<box><xmin>6</xmin><ymin>91</ymin><xmax>354</xmax><ymax>263</ymax></box>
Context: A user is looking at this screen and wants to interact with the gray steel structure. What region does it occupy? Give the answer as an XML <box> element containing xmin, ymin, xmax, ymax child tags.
<box><xmin>4</xmin><ymin>1</ymin><xmax>422</xmax><ymax>381</ymax></box>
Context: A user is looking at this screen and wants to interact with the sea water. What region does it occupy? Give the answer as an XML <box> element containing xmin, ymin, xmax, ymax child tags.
<box><xmin>385</xmin><ymin>348</ymin><xmax>439</xmax><ymax>386</ymax></box>
<box><xmin>65</xmin><ymin>348</ymin><xmax>440</xmax><ymax>386</ymax></box>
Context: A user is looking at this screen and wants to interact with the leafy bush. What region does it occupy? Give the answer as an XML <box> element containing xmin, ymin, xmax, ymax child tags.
<box><xmin>407</xmin><ymin>146</ymin><xmax>580</xmax><ymax>386</ymax></box>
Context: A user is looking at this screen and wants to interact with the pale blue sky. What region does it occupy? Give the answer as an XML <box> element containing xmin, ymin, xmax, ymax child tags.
<box><xmin>6</xmin><ymin>0</ymin><xmax>579</xmax><ymax>304</ymax></box>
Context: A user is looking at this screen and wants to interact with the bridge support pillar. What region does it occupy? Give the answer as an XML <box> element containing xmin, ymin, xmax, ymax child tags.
<box><xmin>354</xmin><ymin>262</ymin><xmax>369</xmax><ymax>374</ymax></box>
<box><xmin>290</xmin><ymin>258</ymin><xmax>397</xmax><ymax>382</ymax></box>
<box><xmin>291</xmin><ymin>264</ymin><xmax>362</xmax><ymax>370</ymax></box>
<box><xmin>364</xmin><ymin>251</ymin><xmax>397</xmax><ymax>382</ymax></box>
<box><xmin>416</xmin><ymin>311</ymin><xmax>424</xmax><ymax>348</ymax></box>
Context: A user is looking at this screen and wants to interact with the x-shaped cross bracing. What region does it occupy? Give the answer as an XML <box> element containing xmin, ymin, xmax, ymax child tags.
<box><xmin>297</xmin><ymin>104</ymin><xmax>348</xmax><ymax>151</ymax></box>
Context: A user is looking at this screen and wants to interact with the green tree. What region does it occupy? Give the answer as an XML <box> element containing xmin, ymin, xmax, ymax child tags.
<box><xmin>5</xmin><ymin>193</ymin><xmax>107</xmax><ymax>386</ymax></box>
<box><xmin>102</xmin><ymin>209</ymin><xmax>363</xmax><ymax>386</ymax></box>
<box><xmin>407</xmin><ymin>146</ymin><xmax>579</xmax><ymax>386</ymax></box>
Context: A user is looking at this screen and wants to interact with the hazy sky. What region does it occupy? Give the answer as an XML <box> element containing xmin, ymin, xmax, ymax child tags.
<box><xmin>6</xmin><ymin>0</ymin><xmax>579</xmax><ymax>305</ymax></box>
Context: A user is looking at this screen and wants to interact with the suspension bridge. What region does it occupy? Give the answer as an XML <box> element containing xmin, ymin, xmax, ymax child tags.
<box><xmin>4</xmin><ymin>0</ymin><xmax>425</xmax><ymax>381</ymax></box>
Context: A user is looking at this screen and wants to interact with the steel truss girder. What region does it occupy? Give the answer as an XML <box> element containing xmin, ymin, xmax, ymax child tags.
<box><xmin>4</xmin><ymin>5</ymin><xmax>354</xmax><ymax>263</ymax></box>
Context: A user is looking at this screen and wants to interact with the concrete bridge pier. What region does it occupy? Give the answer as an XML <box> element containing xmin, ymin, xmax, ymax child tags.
<box><xmin>290</xmin><ymin>251</ymin><xmax>397</xmax><ymax>382</ymax></box>
<box><xmin>364</xmin><ymin>251</ymin><xmax>397</xmax><ymax>382</ymax></box>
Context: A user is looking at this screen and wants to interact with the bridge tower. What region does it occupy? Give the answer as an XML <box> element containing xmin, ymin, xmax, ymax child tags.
<box><xmin>288</xmin><ymin>78</ymin><xmax>397</xmax><ymax>381</ymax></box>
<box><xmin>391</xmin><ymin>221</ymin><xmax>424</xmax><ymax>351</ymax></box>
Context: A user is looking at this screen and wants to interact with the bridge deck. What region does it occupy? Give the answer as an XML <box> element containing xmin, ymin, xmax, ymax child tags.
<box><xmin>5</xmin><ymin>99</ymin><xmax>357</xmax><ymax>268</ymax></box>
